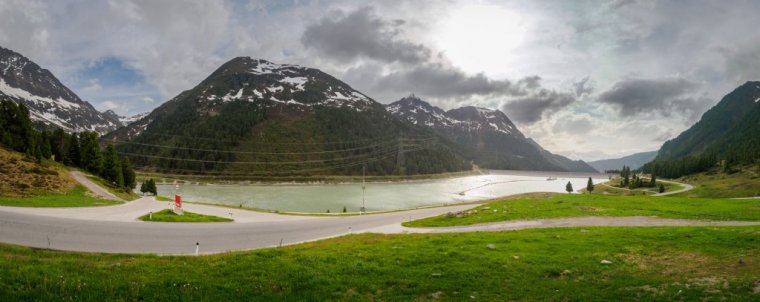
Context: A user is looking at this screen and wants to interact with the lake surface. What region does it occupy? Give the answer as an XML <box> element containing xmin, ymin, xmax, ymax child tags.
<box><xmin>156</xmin><ymin>170</ymin><xmax>609</xmax><ymax>213</ymax></box>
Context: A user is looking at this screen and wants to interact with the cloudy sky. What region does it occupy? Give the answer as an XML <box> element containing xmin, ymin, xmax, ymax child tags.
<box><xmin>2</xmin><ymin>0</ymin><xmax>759</xmax><ymax>161</ymax></box>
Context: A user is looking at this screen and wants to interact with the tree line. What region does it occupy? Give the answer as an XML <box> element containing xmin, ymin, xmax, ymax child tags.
<box><xmin>0</xmin><ymin>100</ymin><xmax>135</xmax><ymax>191</ymax></box>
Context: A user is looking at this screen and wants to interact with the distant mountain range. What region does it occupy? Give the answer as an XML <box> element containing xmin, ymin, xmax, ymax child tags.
<box><xmin>105</xmin><ymin>57</ymin><xmax>470</xmax><ymax>176</ymax></box>
<box><xmin>103</xmin><ymin>110</ymin><xmax>148</xmax><ymax>126</ymax></box>
<box><xmin>386</xmin><ymin>95</ymin><xmax>597</xmax><ymax>172</ymax></box>
<box><xmin>0</xmin><ymin>46</ymin><xmax>121</xmax><ymax>134</ymax></box>
<box><xmin>0</xmin><ymin>44</ymin><xmax>603</xmax><ymax>175</ymax></box>
<box><xmin>587</xmin><ymin>151</ymin><xmax>657</xmax><ymax>173</ymax></box>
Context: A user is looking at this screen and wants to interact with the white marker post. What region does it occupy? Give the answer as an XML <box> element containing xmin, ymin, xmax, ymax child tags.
<box><xmin>195</xmin><ymin>242</ymin><xmax>199</xmax><ymax>256</ymax></box>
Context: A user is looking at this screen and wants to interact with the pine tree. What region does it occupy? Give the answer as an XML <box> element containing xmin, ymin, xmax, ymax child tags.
<box><xmin>342</xmin><ymin>206</ymin><xmax>347</xmax><ymax>213</ymax></box>
<box><xmin>659</xmin><ymin>183</ymin><xmax>666</xmax><ymax>193</ymax></box>
<box><xmin>586</xmin><ymin>177</ymin><xmax>594</xmax><ymax>193</ymax></box>
<box><xmin>101</xmin><ymin>144</ymin><xmax>123</xmax><ymax>187</ymax></box>
<box><xmin>140</xmin><ymin>181</ymin><xmax>148</xmax><ymax>195</ymax></box>
<box><xmin>147</xmin><ymin>179</ymin><xmax>158</xmax><ymax>195</ymax></box>
<box><xmin>121</xmin><ymin>156</ymin><xmax>136</xmax><ymax>189</ymax></box>
<box><xmin>65</xmin><ymin>134</ymin><xmax>81</xmax><ymax>167</ymax></box>
<box><xmin>566</xmin><ymin>181</ymin><xmax>573</xmax><ymax>194</ymax></box>
<box><xmin>79</xmin><ymin>131</ymin><xmax>102</xmax><ymax>174</ymax></box>
<box><xmin>650</xmin><ymin>173</ymin><xmax>656</xmax><ymax>187</ymax></box>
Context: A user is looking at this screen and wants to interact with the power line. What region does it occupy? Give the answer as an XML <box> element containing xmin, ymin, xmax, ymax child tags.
<box><xmin>116</xmin><ymin>143</ymin><xmax>408</xmax><ymax>165</ymax></box>
<box><xmin>105</xmin><ymin>138</ymin><xmax>408</xmax><ymax>155</ymax></box>
<box><xmin>126</xmin><ymin>132</ymin><xmax>433</xmax><ymax>146</ymax></box>
<box><xmin>133</xmin><ymin>146</ymin><xmax>425</xmax><ymax>177</ymax></box>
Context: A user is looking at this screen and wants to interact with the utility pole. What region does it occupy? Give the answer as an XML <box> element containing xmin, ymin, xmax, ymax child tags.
<box><xmin>361</xmin><ymin>165</ymin><xmax>366</xmax><ymax>214</ymax></box>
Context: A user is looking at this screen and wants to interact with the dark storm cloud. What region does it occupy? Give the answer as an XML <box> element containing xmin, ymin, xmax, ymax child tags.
<box><xmin>302</xmin><ymin>6</ymin><xmax>575</xmax><ymax>110</ymax></box>
<box><xmin>597</xmin><ymin>77</ymin><xmax>701</xmax><ymax>116</ymax></box>
<box><xmin>502</xmin><ymin>90</ymin><xmax>576</xmax><ymax>124</ymax></box>
<box><xmin>370</xmin><ymin>63</ymin><xmax>526</xmax><ymax>98</ymax></box>
<box><xmin>301</xmin><ymin>7</ymin><xmax>430</xmax><ymax>64</ymax></box>
<box><xmin>572</xmin><ymin>77</ymin><xmax>594</xmax><ymax>97</ymax></box>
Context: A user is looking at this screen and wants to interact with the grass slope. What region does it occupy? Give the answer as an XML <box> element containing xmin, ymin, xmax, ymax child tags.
<box><xmin>675</xmin><ymin>166</ymin><xmax>760</xmax><ymax>198</ymax></box>
<box><xmin>85</xmin><ymin>175</ymin><xmax>140</xmax><ymax>201</ymax></box>
<box><xmin>0</xmin><ymin>185</ymin><xmax>121</xmax><ymax>207</ymax></box>
<box><xmin>0</xmin><ymin>147</ymin><xmax>75</xmax><ymax>196</ymax></box>
<box><xmin>1</xmin><ymin>227</ymin><xmax>759</xmax><ymax>301</ymax></box>
<box><xmin>138</xmin><ymin>209</ymin><xmax>232</xmax><ymax>222</ymax></box>
<box><xmin>584</xmin><ymin>178</ymin><xmax>684</xmax><ymax>196</ymax></box>
<box><xmin>405</xmin><ymin>193</ymin><xmax>760</xmax><ymax>227</ymax></box>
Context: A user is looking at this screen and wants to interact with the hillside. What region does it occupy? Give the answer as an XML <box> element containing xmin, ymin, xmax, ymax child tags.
<box><xmin>0</xmin><ymin>147</ymin><xmax>75</xmax><ymax>196</ymax></box>
<box><xmin>0</xmin><ymin>46</ymin><xmax>121</xmax><ymax>134</ymax></box>
<box><xmin>587</xmin><ymin>150</ymin><xmax>657</xmax><ymax>172</ymax></box>
<box><xmin>643</xmin><ymin>82</ymin><xmax>760</xmax><ymax>178</ymax></box>
<box><xmin>657</xmin><ymin>81</ymin><xmax>760</xmax><ymax>159</ymax></box>
<box><xmin>105</xmin><ymin>57</ymin><xmax>470</xmax><ymax>176</ymax></box>
<box><xmin>386</xmin><ymin>95</ymin><xmax>597</xmax><ymax>172</ymax></box>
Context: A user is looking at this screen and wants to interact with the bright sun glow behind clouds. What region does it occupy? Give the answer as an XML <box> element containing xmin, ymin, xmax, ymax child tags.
<box><xmin>434</xmin><ymin>3</ymin><xmax>527</xmax><ymax>76</ymax></box>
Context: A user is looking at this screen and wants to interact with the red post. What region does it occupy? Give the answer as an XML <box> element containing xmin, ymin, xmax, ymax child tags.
<box><xmin>175</xmin><ymin>194</ymin><xmax>182</xmax><ymax>209</ymax></box>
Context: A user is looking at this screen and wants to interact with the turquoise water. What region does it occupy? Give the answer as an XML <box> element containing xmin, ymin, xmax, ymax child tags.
<box><xmin>156</xmin><ymin>170</ymin><xmax>608</xmax><ymax>213</ymax></box>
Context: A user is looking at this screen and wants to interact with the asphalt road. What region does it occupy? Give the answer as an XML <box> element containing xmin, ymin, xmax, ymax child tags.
<box><xmin>0</xmin><ymin>202</ymin><xmax>473</xmax><ymax>255</ymax></box>
<box><xmin>69</xmin><ymin>170</ymin><xmax>124</xmax><ymax>201</ymax></box>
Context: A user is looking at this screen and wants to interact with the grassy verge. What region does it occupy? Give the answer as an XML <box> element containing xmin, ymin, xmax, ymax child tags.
<box><xmin>405</xmin><ymin>193</ymin><xmax>760</xmax><ymax>227</ymax></box>
<box><xmin>1</xmin><ymin>226</ymin><xmax>759</xmax><ymax>300</ymax></box>
<box><xmin>585</xmin><ymin>178</ymin><xmax>684</xmax><ymax>196</ymax></box>
<box><xmin>138</xmin><ymin>209</ymin><xmax>232</xmax><ymax>222</ymax></box>
<box><xmin>85</xmin><ymin>175</ymin><xmax>141</xmax><ymax>201</ymax></box>
<box><xmin>674</xmin><ymin>166</ymin><xmax>760</xmax><ymax>198</ymax></box>
<box><xmin>0</xmin><ymin>185</ymin><xmax>121</xmax><ymax>207</ymax></box>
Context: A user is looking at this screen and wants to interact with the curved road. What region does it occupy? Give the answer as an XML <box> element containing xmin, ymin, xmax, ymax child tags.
<box><xmin>69</xmin><ymin>170</ymin><xmax>124</xmax><ymax>201</ymax></box>
<box><xmin>0</xmin><ymin>175</ymin><xmax>740</xmax><ymax>255</ymax></box>
<box><xmin>653</xmin><ymin>179</ymin><xmax>695</xmax><ymax>196</ymax></box>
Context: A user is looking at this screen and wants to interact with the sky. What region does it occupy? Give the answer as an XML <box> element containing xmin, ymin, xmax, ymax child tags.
<box><xmin>1</xmin><ymin>0</ymin><xmax>759</xmax><ymax>161</ymax></box>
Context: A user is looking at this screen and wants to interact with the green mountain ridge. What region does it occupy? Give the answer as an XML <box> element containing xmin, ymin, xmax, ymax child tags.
<box><xmin>105</xmin><ymin>57</ymin><xmax>471</xmax><ymax>177</ymax></box>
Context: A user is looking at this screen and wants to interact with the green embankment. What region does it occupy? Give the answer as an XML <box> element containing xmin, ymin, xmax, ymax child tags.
<box><xmin>405</xmin><ymin>193</ymin><xmax>760</xmax><ymax>227</ymax></box>
<box><xmin>86</xmin><ymin>175</ymin><xmax>141</xmax><ymax>201</ymax></box>
<box><xmin>1</xmin><ymin>227</ymin><xmax>759</xmax><ymax>301</ymax></box>
<box><xmin>584</xmin><ymin>178</ymin><xmax>684</xmax><ymax>196</ymax></box>
<box><xmin>0</xmin><ymin>185</ymin><xmax>121</xmax><ymax>207</ymax></box>
<box><xmin>138</xmin><ymin>209</ymin><xmax>232</xmax><ymax>222</ymax></box>
<box><xmin>674</xmin><ymin>167</ymin><xmax>760</xmax><ymax>198</ymax></box>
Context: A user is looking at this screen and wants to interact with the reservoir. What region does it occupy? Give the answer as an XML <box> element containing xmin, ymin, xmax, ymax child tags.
<box><xmin>155</xmin><ymin>170</ymin><xmax>609</xmax><ymax>213</ymax></box>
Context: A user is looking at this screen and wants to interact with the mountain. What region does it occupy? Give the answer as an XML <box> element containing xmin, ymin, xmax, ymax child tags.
<box><xmin>642</xmin><ymin>81</ymin><xmax>760</xmax><ymax>178</ymax></box>
<box><xmin>587</xmin><ymin>151</ymin><xmax>657</xmax><ymax>173</ymax></box>
<box><xmin>106</xmin><ymin>57</ymin><xmax>470</xmax><ymax>176</ymax></box>
<box><xmin>0</xmin><ymin>46</ymin><xmax>121</xmax><ymax>134</ymax></box>
<box><xmin>103</xmin><ymin>110</ymin><xmax>148</xmax><ymax>126</ymax></box>
<box><xmin>386</xmin><ymin>95</ymin><xmax>597</xmax><ymax>172</ymax></box>
<box><xmin>657</xmin><ymin>81</ymin><xmax>760</xmax><ymax>160</ymax></box>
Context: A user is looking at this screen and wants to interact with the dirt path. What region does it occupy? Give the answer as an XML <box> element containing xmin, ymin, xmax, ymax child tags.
<box><xmin>69</xmin><ymin>170</ymin><xmax>124</xmax><ymax>202</ymax></box>
<box><xmin>368</xmin><ymin>216</ymin><xmax>760</xmax><ymax>234</ymax></box>
<box><xmin>653</xmin><ymin>179</ymin><xmax>694</xmax><ymax>196</ymax></box>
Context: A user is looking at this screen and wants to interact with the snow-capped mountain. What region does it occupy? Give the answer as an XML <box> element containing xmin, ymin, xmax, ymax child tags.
<box><xmin>103</xmin><ymin>110</ymin><xmax>149</xmax><ymax>126</ymax></box>
<box><xmin>387</xmin><ymin>95</ymin><xmax>597</xmax><ymax>172</ymax></box>
<box><xmin>105</xmin><ymin>57</ymin><xmax>470</xmax><ymax>176</ymax></box>
<box><xmin>0</xmin><ymin>46</ymin><xmax>121</xmax><ymax>134</ymax></box>
<box><xmin>195</xmin><ymin>57</ymin><xmax>375</xmax><ymax>111</ymax></box>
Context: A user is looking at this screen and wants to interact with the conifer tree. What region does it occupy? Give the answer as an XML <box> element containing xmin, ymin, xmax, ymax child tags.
<box><xmin>566</xmin><ymin>181</ymin><xmax>573</xmax><ymax>194</ymax></box>
<box><xmin>101</xmin><ymin>144</ymin><xmax>123</xmax><ymax>186</ymax></box>
<box><xmin>121</xmin><ymin>156</ymin><xmax>136</xmax><ymax>189</ymax></box>
<box><xmin>586</xmin><ymin>177</ymin><xmax>594</xmax><ymax>193</ymax></box>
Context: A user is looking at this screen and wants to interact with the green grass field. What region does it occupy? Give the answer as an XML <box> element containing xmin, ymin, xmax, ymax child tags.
<box><xmin>138</xmin><ymin>209</ymin><xmax>233</xmax><ymax>222</ymax></box>
<box><xmin>0</xmin><ymin>185</ymin><xmax>122</xmax><ymax>207</ymax></box>
<box><xmin>405</xmin><ymin>193</ymin><xmax>760</xmax><ymax>227</ymax></box>
<box><xmin>1</xmin><ymin>226</ymin><xmax>759</xmax><ymax>301</ymax></box>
